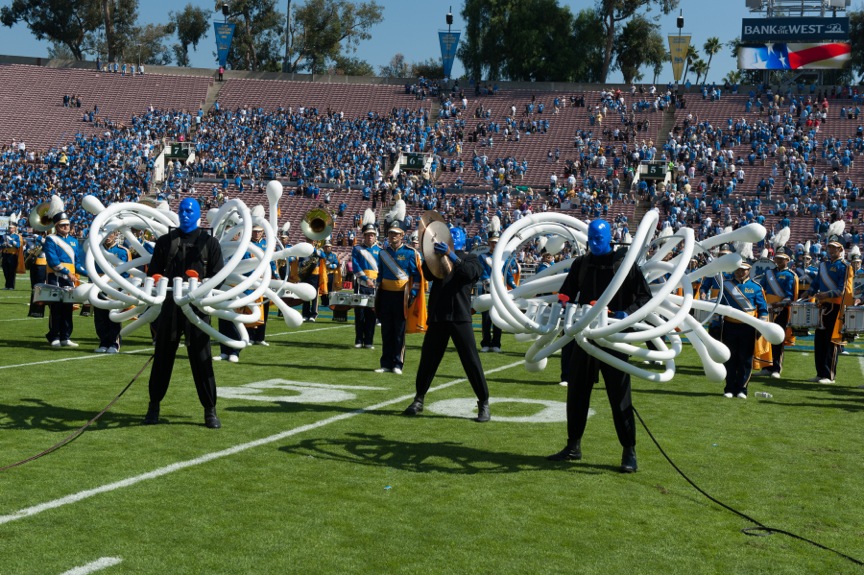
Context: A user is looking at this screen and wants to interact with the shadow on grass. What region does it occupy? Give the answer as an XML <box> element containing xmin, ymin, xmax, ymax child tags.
<box><xmin>279</xmin><ymin>432</ymin><xmax>611</xmax><ymax>475</ymax></box>
<box><xmin>0</xmin><ymin>398</ymin><xmax>141</xmax><ymax>431</ymax></box>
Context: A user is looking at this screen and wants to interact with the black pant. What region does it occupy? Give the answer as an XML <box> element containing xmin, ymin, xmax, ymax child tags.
<box><xmin>2</xmin><ymin>253</ymin><xmax>17</xmax><ymax>288</ymax></box>
<box><xmin>480</xmin><ymin>310</ymin><xmax>501</xmax><ymax>348</ymax></box>
<box><xmin>768</xmin><ymin>307</ymin><xmax>789</xmax><ymax>374</ymax></box>
<box><xmin>721</xmin><ymin>321</ymin><xmax>756</xmax><ymax>395</ymax></box>
<box><xmin>377</xmin><ymin>289</ymin><xmax>406</xmax><ymax>370</ymax></box>
<box><xmin>414</xmin><ymin>321</ymin><xmax>488</xmax><ymax>402</ymax></box>
<box><xmin>354</xmin><ymin>284</ymin><xmax>376</xmax><ymax>345</ymax></box>
<box><xmin>249</xmin><ymin>301</ymin><xmax>269</xmax><ymax>343</ymax></box>
<box><xmin>566</xmin><ymin>344</ymin><xmax>635</xmax><ymax>448</ymax></box>
<box><xmin>28</xmin><ymin>264</ymin><xmax>46</xmax><ymax>317</ymax></box>
<box><xmin>148</xmin><ymin>302</ymin><xmax>217</xmax><ymax>409</ymax></box>
<box><xmin>45</xmin><ymin>273</ymin><xmax>74</xmax><ymax>342</ymax></box>
<box><xmin>218</xmin><ymin>318</ymin><xmax>241</xmax><ymax>357</ymax></box>
<box><xmin>814</xmin><ymin>304</ymin><xmax>841</xmax><ymax>380</ymax></box>
<box><xmin>302</xmin><ymin>276</ymin><xmax>320</xmax><ymax>319</ymax></box>
<box><xmin>560</xmin><ymin>339</ymin><xmax>575</xmax><ymax>383</ymax></box>
<box><xmin>94</xmin><ymin>306</ymin><xmax>121</xmax><ymax>349</ymax></box>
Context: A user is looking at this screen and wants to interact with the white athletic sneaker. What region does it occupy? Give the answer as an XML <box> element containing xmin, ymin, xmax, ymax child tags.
<box><xmin>94</xmin><ymin>347</ymin><xmax>108</xmax><ymax>353</ymax></box>
<box><xmin>558</xmin><ymin>381</ymin><xmax>569</xmax><ymax>387</ymax></box>
<box><xmin>808</xmin><ymin>376</ymin><xmax>822</xmax><ymax>382</ymax></box>
<box><xmin>770</xmin><ymin>372</ymin><xmax>781</xmax><ymax>379</ymax></box>
<box><xmin>258</xmin><ymin>341</ymin><xmax>269</xmax><ymax>347</ymax></box>
<box><xmin>374</xmin><ymin>367</ymin><xmax>391</xmax><ymax>373</ymax></box>
<box><xmin>736</xmin><ymin>393</ymin><xmax>747</xmax><ymax>399</ymax></box>
<box><xmin>214</xmin><ymin>353</ymin><xmax>229</xmax><ymax>361</ymax></box>
<box><xmin>61</xmin><ymin>340</ymin><xmax>79</xmax><ymax>347</ymax></box>
<box><xmin>393</xmin><ymin>367</ymin><xmax>403</xmax><ymax>375</ymax></box>
<box><xmin>364</xmin><ymin>345</ymin><xmax>374</xmax><ymax>349</ymax></box>
<box><xmin>723</xmin><ymin>392</ymin><xmax>734</xmax><ymax>398</ymax></box>
<box><xmin>106</xmin><ymin>347</ymin><xmax>119</xmax><ymax>354</ymax></box>
<box><xmin>817</xmin><ymin>378</ymin><xmax>834</xmax><ymax>384</ymax></box>
<box><xmin>228</xmin><ymin>355</ymin><xmax>239</xmax><ymax>363</ymax></box>
<box><xmin>490</xmin><ymin>347</ymin><xmax>501</xmax><ymax>353</ymax></box>
<box><xmin>481</xmin><ymin>346</ymin><xmax>490</xmax><ymax>352</ymax></box>
<box><xmin>355</xmin><ymin>343</ymin><xmax>363</xmax><ymax>348</ymax></box>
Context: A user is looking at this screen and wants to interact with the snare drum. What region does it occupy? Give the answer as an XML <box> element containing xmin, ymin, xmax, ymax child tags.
<box><xmin>789</xmin><ymin>301</ymin><xmax>823</xmax><ymax>335</ymax></box>
<box><xmin>33</xmin><ymin>283</ymin><xmax>75</xmax><ymax>303</ymax></box>
<box><xmin>842</xmin><ymin>306</ymin><xmax>864</xmax><ymax>335</ymax></box>
<box><xmin>693</xmin><ymin>303</ymin><xmax>715</xmax><ymax>323</ymax></box>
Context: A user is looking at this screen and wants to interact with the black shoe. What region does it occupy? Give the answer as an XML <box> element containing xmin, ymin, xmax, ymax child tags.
<box><xmin>204</xmin><ymin>408</ymin><xmax>222</xmax><ymax>429</ymax></box>
<box><xmin>402</xmin><ymin>399</ymin><xmax>424</xmax><ymax>416</ymax></box>
<box><xmin>142</xmin><ymin>403</ymin><xmax>161</xmax><ymax>425</ymax></box>
<box><xmin>620</xmin><ymin>446</ymin><xmax>638</xmax><ymax>473</ymax></box>
<box><xmin>474</xmin><ymin>400</ymin><xmax>490</xmax><ymax>423</ymax></box>
<box><xmin>547</xmin><ymin>442</ymin><xmax>582</xmax><ymax>461</ymax></box>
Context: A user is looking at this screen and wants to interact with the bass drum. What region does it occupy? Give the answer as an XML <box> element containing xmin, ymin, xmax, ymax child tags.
<box><xmin>750</xmin><ymin>257</ymin><xmax>776</xmax><ymax>284</ymax></box>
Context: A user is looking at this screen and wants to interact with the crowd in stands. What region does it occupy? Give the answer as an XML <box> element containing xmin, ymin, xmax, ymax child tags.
<box><xmin>2</xmin><ymin>74</ymin><xmax>864</xmax><ymax>269</ymax></box>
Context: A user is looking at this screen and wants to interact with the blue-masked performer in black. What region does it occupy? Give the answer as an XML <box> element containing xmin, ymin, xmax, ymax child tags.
<box><xmin>143</xmin><ymin>198</ymin><xmax>225</xmax><ymax>428</ymax></box>
<box><xmin>548</xmin><ymin>219</ymin><xmax>651</xmax><ymax>472</ymax></box>
<box><xmin>403</xmin><ymin>227</ymin><xmax>491</xmax><ymax>422</ymax></box>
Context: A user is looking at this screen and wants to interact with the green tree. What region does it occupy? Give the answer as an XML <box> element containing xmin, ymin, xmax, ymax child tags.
<box><xmin>457</xmin><ymin>0</ymin><xmax>509</xmax><ymax>81</ymax></box>
<box><xmin>691</xmin><ymin>58</ymin><xmax>707</xmax><ymax>85</ymax></box>
<box><xmin>171</xmin><ymin>4</ymin><xmax>209</xmax><ymax>67</ymax></box>
<box><xmin>702</xmin><ymin>36</ymin><xmax>721</xmax><ymax>83</ymax></box>
<box><xmin>570</xmin><ymin>9</ymin><xmax>606</xmax><ymax>83</ymax></box>
<box><xmin>1</xmin><ymin>0</ymin><xmax>102</xmax><ymax>60</ymax></box>
<box><xmin>614</xmin><ymin>14</ymin><xmax>664</xmax><ymax>85</ymax></box>
<box><xmin>849</xmin><ymin>10</ymin><xmax>864</xmax><ymax>82</ymax></box>
<box><xmin>221</xmin><ymin>0</ymin><xmax>285</xmax><ymax>71</ymax></box>
<box><xmin>286</xmin><ymin>0</ymin><xmax>384</xmax><ymax>74</ymax></box>
<box><xmin>101</xmin><ymin>0</ymin><xmax>139</xmax><ymax>63</ymax></box>
<box><xmin>681</xmin><ymin>43</ymin><xmax>698</xmax><ymax>84</ymax></box>
<box><xmin>330</xmin><ymin>55</ymin><xmax>373</xmax><ymax>76</ymax></box>
<box><xmin>411</xmin><ymin>58</ymin><xmax>444</xmax><ymax>79</ymax></box>
<box><xmin>129</xmin><ymin>22</ymin><xmax>175</xmax><ymax>66</ymax></box>
<box><xmin>379</xmin><ymin>53</ymin><xmax>410</xmax><ymax>78</ymax></box>
<box><xmin>595</xmin><ymin>0</ymin><xmax>679</xmax><ymax>82</ymax></box>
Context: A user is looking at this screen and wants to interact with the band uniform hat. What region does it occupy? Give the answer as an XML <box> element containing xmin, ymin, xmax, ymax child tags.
<box><xmin>252</xmin><ymin>224</ymin><xmax>265</xmax><ymax>231</ymax></box>
<box><xmin>387</xmin><ymin>221</ymin><xmax>405</xmax><ymax>234</ymax></box>
<box><xmin>718</xmin><ymin>243</ymin><xmax>732</xmax><ymax>255</ymax></box>
<box><xmin>53</xmin><ymin>212</ymin><xmax>70</xmax><ymax>225</ymax></box>
<box><xmin>323</xmin><ymin>239</ymin><xmax>333</xmax><ymax>247</ymax></box>
<box><xmin>489</xmin><ymin>232</ymin><xmax>500</xmax><ymax>242</ymax></box>
<box><xmin>852</xmin><ymin>254</ymin><xmax>862</xmax><ymax>261</ymax></box>
<box><xmin>773</xmin><ymin>246</ymin><xmax>791</xmax><ymax>259</ymax></box>
<box><xmin>362</xmin><ymin>223</ymin><xmax>378</xmax><ymax>234</ymax></box>
<box><xmin>827</xmin><ymin>235</ymin><xmax>844</xmax><ymax>248</ymax></box>
<box><xmin>737</xmin><ymin>261</ymin><xmax>752</xmax><ymax>270</ymax></box>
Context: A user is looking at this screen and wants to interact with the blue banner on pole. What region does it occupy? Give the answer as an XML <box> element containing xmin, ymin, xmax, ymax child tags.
<box><xmin>214</xmin><ymin>22</ymin><xmax>236</xmax><ymax>67</ymax></box>
<box><xmin>439</xmin><ymin>31</ymin><xmax>460</xmax><ymax>79</ymax></box>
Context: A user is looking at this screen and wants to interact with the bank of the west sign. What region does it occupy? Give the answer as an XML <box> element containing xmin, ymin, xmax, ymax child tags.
<box><xmin>741</xmin><ymin>17</ymin><xmax>849</xmax><ymax>43</ymax></box>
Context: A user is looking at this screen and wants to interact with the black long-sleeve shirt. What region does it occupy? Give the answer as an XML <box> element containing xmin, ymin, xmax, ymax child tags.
<box><xmin>148</xmin><ymin>228</ymin><xmax>224</xmax><ymax>281</ymax></box>
<box><xmin>422</xmin><ymin>250</ymin><xmax>483</xmax><ymax>323</ymax></box>
<box><xmin>558</xmin><ymin>249</ymin><xmax>652</xmax><ymax>314</ymax></box>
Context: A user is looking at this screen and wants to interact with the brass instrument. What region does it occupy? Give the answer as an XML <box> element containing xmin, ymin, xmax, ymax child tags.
<box><xmin>298</xmin><ymin>209</ymin><xmax>333</xmax><ymax>281</ymax></box>
<box><xmin>23</xmin><ymin>242</ymin><xmax>43</xmax><ymax>270</ymax></box>
<box><xmin>28</xmin><ymin>196</ymin><xmax>64</xmax><ymax>232</ymax></box>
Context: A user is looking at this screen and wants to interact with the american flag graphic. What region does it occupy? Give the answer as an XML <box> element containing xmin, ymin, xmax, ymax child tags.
<box><xmin>738</xmin><ymin>42</ymin><xmax>851</xmax><ymax>70</ymax></box>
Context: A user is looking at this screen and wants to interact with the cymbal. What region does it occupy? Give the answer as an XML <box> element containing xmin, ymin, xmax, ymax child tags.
<box><xmin>419</xmin><ymin>211</ymin><xmax>454</xmax><ymax>280</ymax></box>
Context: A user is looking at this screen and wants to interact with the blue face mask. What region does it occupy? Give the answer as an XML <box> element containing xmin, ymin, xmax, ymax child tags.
<box><xmin>587</xmin><ymin>219</ymin><xmax>612</xmax><ymax>256</ymax></box>
<box><xmin>451</xmin><ymin>227</ymin><xmax>466</xmax><ymax>251</ymax></box>
<box><xmin>177</xmin><ymin>199</ymin><xmax>201</xmax><ymax>234</ymax></box>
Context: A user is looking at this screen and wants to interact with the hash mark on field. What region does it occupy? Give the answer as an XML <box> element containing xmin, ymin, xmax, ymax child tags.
<box><xmin>859</xmin><ymin>357</ymin><xmax>864</xmax><ymax>376</ymax></box>
<box><xmin>0</xmin><ymin>317</ymin><xmax>41</xmax><ymax>322</ymax></box>
<box><xmin>59</xmin><ymin>557</ymin><xmax>122</xmax><ymax>574</ymax></box>
<box><xmin>0</xmin><ymin>360</ymin><xmax>525</xmax><ymax>526</ymax></box>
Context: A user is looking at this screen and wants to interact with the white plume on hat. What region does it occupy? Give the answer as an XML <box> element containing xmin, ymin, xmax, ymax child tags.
<box><xmin>385</xmin><ymin>199</ymin><xmax>406</xmax><ymax>223</ymax></box>
<box><xmin>281</xmin><ymin>221</ymin><xmax>291</xmax><ymax>235</ymax></box>
<box><xmin>737</xmin><ymin>242</ymin><xmax>754</xmax><ymax>261</ymax></box>
<box><xmin>658</xmin><ymin>226</ymin><xmax>673</xmax><ymax>239</ymax></box>
<box><xmin>490</xmin><ymin>216</ymin><xmax>501</xmax><ymax>235</ymax></box>
<box><xmin>849</xmin><ymin>244</ymin><xmax>861</xmax><ymax>257</ymax></box>
<box><xmin>804</xmin><ymin>240</ymin><xmax>811</xmax><ymax>254</ymax></box>
<box><xmin>251</xmin><ymin>205</ymin><xmax>266</xmax><ymax>219</ymax></box>
<box><xmin>362</xmin><ymin>208</ymin><xmax>376</xmax><ymax>226</ymax></box>
<box><xmin>771</xmin><ymin>227</ymin><xmax>790</xmax><ymax>249</ymax></box>
<box><xmin>827</xmin><ymin>220</ymin><xmax>845</xmax><ymax>238</ymax></box>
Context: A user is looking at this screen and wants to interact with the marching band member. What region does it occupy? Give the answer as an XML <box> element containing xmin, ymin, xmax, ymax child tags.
<box><xmin>93</xmin><ymin>231</ymin><xmax>129</xmax><ymax>353</ymax></box>
<box><xmin>755</xmin><ymin>246</ymin><xmax>797</xmax><ymax>379</ymax></box>
<box><xmin>374</xmin><ymin>221</ymin><xmax>421</xmax><ymax>375</ymax></box>
<box><xmin>718</xmin><ymin>261</ymin><xmax>769</xmax><ymax>399</ymax></box>
<box><xmin>403</xmin><ymin>227</ymin><xmax>491</xmax><ymax>422</ymax></box>
<box><xmin>25</xmin><ymin>232</ymin><xmax>47</xmax><ymax>318</ymax></box>
<box><xmin>807</xmin><ymin>232</ymin><xmax>853</xmax><ymax>384</ymax></box>
<box><xmin>852</xmin><ymin>251</ymin><xmax>863</xmax><ymax>305</ymax></box>
<box><xmin>352</xmin><ymin>210</ymin><xmax>380</xmax><ymax>348</ymax></box>
<box><xmin>248</xmin><ymin>224</ymin><xmax>273</xmax><ymax>346</ymax></box>
<box><xmin>2</xmin><ymin>221</ymin><xmax>21</xmax><ymax>290</ymax></box>
<box><xmin>276</xmin><ymin>223</ymin><xmax>294</xmax><ymax>281</ymax></box>
<box><xmin>143</xmin><ymin>198</ymin><xmax>225</xmax><ymax>429</ymax></box>
<box><xmin>300</xmin><ymin>242</ymin><xmax>328</xmax><ymax>322</ymax></box>
<box><xmin>43</xmin><ymin>212</ymin><xmax>87</xmax><ymax>347</ymax></box>
<box><xmin>320</xmin><ymin>239</ymin><xmax>340</xmax><ymax>309</ymax></box>
<box><xmin>535</xmin><ymin>250</ymin><xmax>555</xmax><ymax>273</ymax></box>
<box><xmin>479</xmin><ymin>227</ymin><xmax>517</xmax><ymax>353</ymax></box>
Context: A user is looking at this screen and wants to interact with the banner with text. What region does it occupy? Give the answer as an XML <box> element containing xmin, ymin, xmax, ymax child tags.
<box><xmin>741</xmin><ymin>17</ymin><xmax>849</xmax><ymax>43</ymax></box>
<box><xmin>214</xmin><ymin>22</ymin><xmax>236</xmax><ymax>68</ymax></box>
<box><xmin>738</xmin><ymin>42</ymin><xmax>851</xmax><ymax>70</ymax></box>
<box><xmin>439</xmin><ymin>31</ymin><xmax>460</xmax><ymax>80</ymax></box>
<box><xmin>668</xmin><ymin>34</ymin><xmax>691</xmax><ymax>82</ymax></box>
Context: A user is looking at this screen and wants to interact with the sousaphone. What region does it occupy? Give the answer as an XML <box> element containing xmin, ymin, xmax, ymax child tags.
<box><xmin>418</xmin><ymin>210</ymin><xmax>455</xmax><ymax>280</ymax></box>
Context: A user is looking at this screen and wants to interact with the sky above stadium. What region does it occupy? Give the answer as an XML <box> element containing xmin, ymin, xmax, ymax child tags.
<box><xmin>0</xmin><ymin>0</ymin><xmax>860</xmax><ymax>84</ymax></box>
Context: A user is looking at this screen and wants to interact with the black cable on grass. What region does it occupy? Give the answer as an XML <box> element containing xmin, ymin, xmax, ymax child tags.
<box><xmin>633</xmin><ymin>407</ymin><xmax>864</xmax><ymax>567</ymax></box>
<box><xmin>0</xmin><ymin>355</ymin><xmax>153</xmax><ymax>473</ymax></box>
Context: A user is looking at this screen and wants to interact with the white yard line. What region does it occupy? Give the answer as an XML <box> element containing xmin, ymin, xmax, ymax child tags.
<box><xmin>0</xmin><ymin>325</ymin><xmax>350</xmax><ymax>371</ymax></box>
<box><xmin>59</xmin><ymin>557</ymin><xmax>122</xmax><ymax>575</ymax></box>
<box><xmin>0</xmin><ymin>317</ymin><xmax>42</xmax><ymax>322</ymax></box>
<box><xmin>0</xmin><ymin>360</ymin><xmax>525</xmax><ymax>526</ymax></box>
<box><xmin>859</xmin><ymin>356</ymin><xmax>864</xmax><ymax>376</ymax></box>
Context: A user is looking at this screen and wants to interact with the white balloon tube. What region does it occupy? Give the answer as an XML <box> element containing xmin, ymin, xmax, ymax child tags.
<box><xmin>264</xmin><ymin>288</ymin><xmax>305</xmax><ymax>327</ymax></box>
<box><xmin>119</xmin><ymin>305</ymin><xmax>162</xmax><ymax>337</ymax></box>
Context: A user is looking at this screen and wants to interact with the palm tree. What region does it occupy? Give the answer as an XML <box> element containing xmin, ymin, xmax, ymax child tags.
<box><xmin>723</xmin><ymin>70</ymin><xmax>742</xmax><ymax>86</ymax></box>
<box><xmin>682</xmin><ymin>44</ymin><xmax>699</xmax><ymax>84</ymax></box>
<box><xmin>692</xmin><ymin>59</ymin><xmax>708</xmax><ymax>86</ymax></box>
<box><xmin>703</xmin><ymin>37</ymin><xmax>722</xmax><ymax>84</ymax></box>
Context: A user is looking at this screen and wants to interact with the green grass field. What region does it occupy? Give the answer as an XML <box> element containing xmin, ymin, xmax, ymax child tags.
<box><xmin>1</xmin><ymin>276</ymin><xmax>864</xmax><ymax>575</ymax></box>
